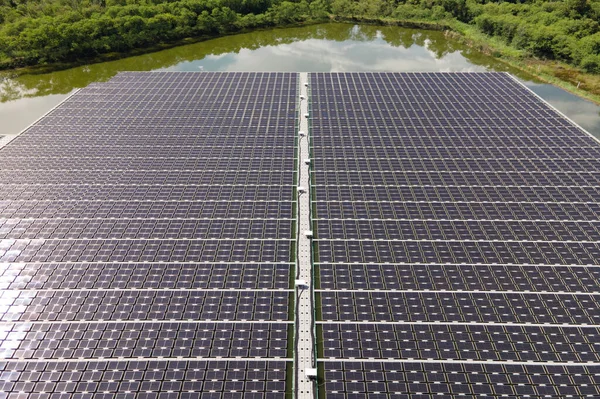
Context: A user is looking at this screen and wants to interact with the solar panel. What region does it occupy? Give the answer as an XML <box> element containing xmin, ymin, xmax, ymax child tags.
<box><xmin>309</xmin><ymin>72</ymin><xmax>600</xmax><ymax>397</ymax></box>
<box><xmin>0</xmin><ymin>72</ymin><xmax>297</xmax><ymax>397</ymax></box>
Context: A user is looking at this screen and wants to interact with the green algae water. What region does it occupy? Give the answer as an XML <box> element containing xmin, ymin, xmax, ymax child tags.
<box><xmin>1</xmin><ymin>23</ymin><xmax>599</xmax><ymax>138</ymax></box>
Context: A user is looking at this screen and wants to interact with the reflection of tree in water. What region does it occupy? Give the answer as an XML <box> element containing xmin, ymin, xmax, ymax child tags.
<box><xmin>0</xmin><ymin>76</ymin><xmax>37</xmax><ymax>103</ymax></box>
<box><xmin>380</xmin><ymin>28</ymin><xmax>417</xmax><ymax>49</ymax></box>
<box><xmin>1</xmin><ymin>23</ymin><xmax>528</xmax><ymax>102</ymax></box>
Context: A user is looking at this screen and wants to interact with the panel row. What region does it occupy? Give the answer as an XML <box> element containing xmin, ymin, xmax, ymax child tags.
<box><xmin>312</xmin><ymin>170</ymin><xmax>600</xmax><ymax>187</ymax></box>
<box><xmin>316</xmin><ymin>240</ymin><xmax>600</xmax><ymax>265</ymax></box>
<box><xmin>89</xmin><ymin>70</ymin><xmax>296</xmax><ymax>90</ymax></box>
<box><xmin>311</xmin><ymin>72</ymin><xmax>534</xmax><ymax>98</ymax></box>
<box><xmin>0</xmin><ymin>171</ymin><xmax>294</xmax><ymax>186</ymax></box>
<box><xmin>310</xmin><ymin>105</ymin><xmax>570</xmax><ymax>120</ymax></box>
<box><xmin>35</xmin><ymin>117</ymin><xmax>296</xmax><ymax>130</ymax></box>
<box><xmin>315</xmin><ymin>220</ymin><xmax>600</xmax><ymax>242</ymax></box>
<box><xmin>0</xmin><ymin>290</ymin><xmax>290</xmax><ymax>322</ymax></box>
<box><xmin>0</xmin><ymin>200</ymin><xmax>293</xmax><ymax>220</ymax></box>
<box><xmin>309</xmin><ymin>125</ymin><xmax>594</xmax><ymax>144</ymax></box>
<box><xmin>316</xmin><ymin>264</ymin><xmax>600</xmax><ymax>292</ymax></box>
<box><xmin>0</xmin><ymin>322</ymin><xmax>289</xmax><ymax>360</ymax></box>
<box><xmin>314</xmin><ymin>201</ymin><xmax>600</xmax><ymax>221</ymax></box>
<box><xmin>310</xmin><ymin>145</ymin><xmax>600</xmax><ymax>160</ymax></box>
<box><xmin>319</xmin><ymin>291</ymin><xmax>600</xmax><ymax>324</ymax></box>
<box><xmin>46</xmin><ymin>108</ymin><xmax>296</xmax><ymax>119</ymax></box>
<box><xmin>321</xmin><ymin>360</ymin><xmax>600</xmax><ymax>398</ymax></box>
<box><xmin>311</xmin><ymin>135</ymin><xmax>597</xmax><ymax>151</ymax></box>
<box><xmin>12</xmin><ymin>135</ymin><xmax>296</xmax><ymax>148</ymax></box>
<box><xmin>53</xmin><ymin>98</ymin><xmax>295</xmax><ymax>109</ymax></box>
<box><xmin>313</xmin><ymin>185</ymin><xmax>600</xmax><ymax>203</ymax></box>
<box><xmin>0</xmin><ymin>185</ymin><xmax>294</xmax><ymax>201</ymax></box>
<box><xmin>321</xmin><ymin>323</ymin><xmax>600</xmax><ymax>362</ymax></box>
<box><xmin>0</xmin><ymin>263</ymin><xmax>291</xmax><ymax>290</ymax></box>
<box><xmin>23</xmin><ymin>124</ymin><xmax>296</xmax><ymax>136</ymax></box>
<box><xmin>314</xmin><ymin>156</ymin><xmax>600</xmax><ymax>173</ymax></box>
<box><xmin>0</xmin><ymin>359</ymin><xmax>289</xmax><ymax>398</ymax></box>
<box><xmin>0</xmin><ymin>219</ymin><xmax>292</xmax><ymax>240</ymax></box>
<box><xmin>64</xmin><ymin>94</ymin><xmax>295</xmax><ymax>107</ymax></box>
<box><xmin>311</xmin><ymin>115</ymin><xmax>572</xmax><ymax>128</ymax></box>
<box><xmin>0</xmin><ymin>156</ymin><xmax>295</xmax><ymax>171</ymax></box>
<box><xmin>309</xmin><ymin>72</ymin><xmax>534</xmax><ymax>99</ymax></box>
<box><xmin>0</xmin><ymin>239</ymin><xmax>292</xmax><ymax>263</ymax></box>
<box><xmin>1</xmin><ymin>146</ymin><xmax>295</xmax><ymax>158</ymax></box>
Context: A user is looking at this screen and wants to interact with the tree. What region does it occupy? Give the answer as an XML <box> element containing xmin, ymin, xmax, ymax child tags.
<box><xmin>309</xmin><ymin>0</ymin><xmax>329</xmax><ymax>18</ymax></box>
<box><xmin>562</xmin><ymin>0</ymin><xmax>590</xmax><ymax>17</ymax></box>
<box><xmin>211</xmin><ymin>6</ymin><xmax>238</xmax><ymax>33</ymax></box>
<box><xmin>330</xmin><ymin>0</ymin><xmax>353</xmax><ymax>17</ymax></box>
<box><xmin>196</xmin><ymin>9</ymin><xmax>217</xmax><ymax>33</ymax></box>
<box><xmin>580</xmin><ymin>54</ymin><xmax>600</xmax><ymax>73</ymax></box>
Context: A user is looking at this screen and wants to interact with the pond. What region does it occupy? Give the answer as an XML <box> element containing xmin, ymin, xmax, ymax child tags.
<box><xmin>1</xmin><ymin>23</ymin><xmax>599</xmax><ymax>138</ymax></box>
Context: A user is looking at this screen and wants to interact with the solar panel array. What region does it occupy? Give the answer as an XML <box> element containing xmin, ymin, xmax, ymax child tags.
<box><xmin>309</xmin><ymin>72</ymin><xmax>600</xmax><ymax>398</ymax></box>
<box><xmin>2</xmin><ymin>71</ymin><xmax>600</xmax><ymax>398</ymax></box>
<box><xmin>0</xmin><ymin>72</ymin><xmax>297</xmax><ymax>398</ymax></box>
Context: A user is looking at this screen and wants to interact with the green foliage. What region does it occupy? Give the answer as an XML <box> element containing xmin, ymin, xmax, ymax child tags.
<box><xmin>562</xmin><ymin>0</ymin><xmax>591</xmax><ymax>17</ymax></box>
<box><xmin>581</xmin><ymin>54</ymin><xmax>600</xmax><ymax>72</ymax></box>
<box><xmin>457</xmin><ymin>0</ymin><xmax>600</xmax><ymax>73</ymax></box>
<box><xmin>0</xmin><ymin>0</ymin><xmax>326</xmax><ymax>68</ymax></box>
<box><xmin>2</xmin><ymin>0</ymin><xmax>600</xmax><ymax>75</ymax></box>
<box><xmin>321</xmin><ymin>0</ymin><xmax>600</xmax><ymax>74</ymax></box>
<box><xmin>308</xmin><ymin>0</ymin><xmax>329</xmax><ymax>18</ymax></box>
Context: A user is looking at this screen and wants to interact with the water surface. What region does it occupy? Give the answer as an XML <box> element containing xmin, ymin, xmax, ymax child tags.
<box><xmin>1</xmin><ymin>23</ymin><xmax>599</xmax><ymax>138</ymax></box>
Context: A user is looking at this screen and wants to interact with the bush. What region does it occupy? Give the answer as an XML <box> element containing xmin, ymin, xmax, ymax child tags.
<box><xmin>392</xmin><ymin>4</ymin><xmax>433</xmax><ymax>20</ymax></box>
<box><xmin>581</xmin><ymin>54</ymin><xmax>600</xmax><ymax>73</ymax></box>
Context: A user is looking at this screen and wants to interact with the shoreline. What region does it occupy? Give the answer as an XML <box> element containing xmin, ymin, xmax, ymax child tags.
<box><xmin>330</xmin><ymin>16</ymin><xmax>600</xmax><ymax>105</ymax></box>
<box><xmin>0</xmin><ymin>21</ymin><xmax>320</xmax><ymax>78</ymax></box>
<box><xmin>2</xmin><ymin>17</ymin><xmax>599</xmax><ymax>105</ymax></box>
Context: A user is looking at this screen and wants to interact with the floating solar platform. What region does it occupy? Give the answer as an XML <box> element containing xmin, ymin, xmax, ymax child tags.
<box><xmin>0</xmin><ymin>72</ymin><xmax>297</xmax><ymax>398</ymax></box>
<box><xmin>1</xmin><ymin>71</ymin><xmax>600</xmax><ymax>398</ymax></box>
<box><xmin>309</xmin><ymin>72</ymin><xmax>600</xmax><ymax>398</ymax></box>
